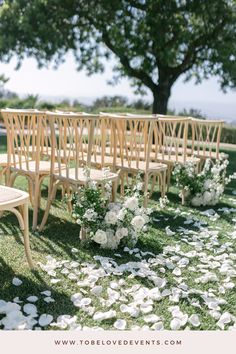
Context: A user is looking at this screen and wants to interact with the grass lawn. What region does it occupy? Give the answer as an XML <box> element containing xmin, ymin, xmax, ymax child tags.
<box><xmin>0</xmin><ymin>135</ymin><xmax>236</xmax><ymax>330</ymax></box>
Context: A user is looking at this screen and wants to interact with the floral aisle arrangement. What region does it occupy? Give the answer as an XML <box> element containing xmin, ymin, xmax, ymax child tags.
<box><xmin>172</xmin><ymin>158</ymin><xmax>236</xmax><ymax>207</ymax></box>
<box><xmin>72</xmin><ymin>174</ymin><xmax>153</xmax><ymax>249</ymax></box>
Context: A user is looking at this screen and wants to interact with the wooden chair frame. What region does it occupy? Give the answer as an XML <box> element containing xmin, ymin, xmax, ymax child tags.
<box><xmin>1</xmin><ymin>109</ymin><xmax>53</xmax><ymax>230</ymax></box>
<box><xmin>152</xmin><ymin>117</ymin><xmax>200</xmax><ymax>188</ymax></box>
<box><xmin>0</xmin><ymin>185</ymin><xmax>33</xmax><ymax>267</ymax></box>
<box><xmin>112</xmin><ymin>115</ymin><xmax>167</xmax><ymax>206</ymax></box>
<box><xmin>189</xmin><ymin>118</ymin><xmax>224</xmax><ymax>167</ymax></box>
<box><xmin>39</xmin><ymin>113</ymin><xmax>118</xmax><ymax>231</ymax></box>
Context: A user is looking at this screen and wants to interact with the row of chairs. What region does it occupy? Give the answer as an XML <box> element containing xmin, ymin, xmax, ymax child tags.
<box><xmin>0</xmin><ymin>109</ymin><xmax>224</xmax><ymax>232</ymax></box>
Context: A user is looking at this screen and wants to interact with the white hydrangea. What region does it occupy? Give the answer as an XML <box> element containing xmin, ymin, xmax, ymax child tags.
<box><xmin>83</xmin><ymin>209</ymin><xmax>98</xmax><ymax>221</ymax></box>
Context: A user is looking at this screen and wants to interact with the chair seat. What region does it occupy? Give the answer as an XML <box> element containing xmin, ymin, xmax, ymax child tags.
<box><xmin>0</xmin><ymin>154</ymin><xmax>28</xmax><ymax>166</ymax></box>
<box><xmin>115</xmin><ymin>159</ymin><xmax>167</xmax><ymax>173</ymax></box>
<box><xmin>54</xmin><ymin>167</ymin><xmax>118</xmax><ymax>184</ymax></box>
<box><xmin>0</xmin><ymin>186</ymin><xmax>28</xmax><ymax>206</ymax></box>
<box><xmin>11</xmin><ymin>160</ymin><xmax>65</xmax><ymax>174</ymax></box>
<box><xmin>154</xmin><ymin>153</ymin><xmax>200</xmax><ymax>165</ymax></box>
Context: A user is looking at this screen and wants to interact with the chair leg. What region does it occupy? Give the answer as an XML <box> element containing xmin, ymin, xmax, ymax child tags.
<box><xmin>66</xmin><ymin>184</ymin><xmax>72</xmax><ymax>213</ymax></box>
<box><xmin>9</xmin><ymin>172</ymin><xmax>17</xmax><ymax>187</ymax></box>
<box><xmin>39</xmin><ymin>180</ymin><xmax>58</xmax><ymax>231</ymax></box>
<box><xmin>112</xmin><ymin>179</ymin><xmax>118</xmax><ymax>202</ymax></box>
<box><xmin>143</xmin><ymin>172</ymin><xmax>149</xmax><ymax>208</ymax></box>
<box><xmin>162</xmin><ymin>170</ymin><xmax>166</xmax><ymax>197</ymax></box>
<box><xmin>22</xmin><ymin>202</ymin><xmax>34</xmax><ymax>268</ymax></box>
<box><xmin>120</xmin><ymin>173</ymin><xmax>125</xmax><ymax>196</ymax></box>
<box><xmin>38</xmin><ymin>175</ymin><xmax>45</xmax><ymax>208</ymax></box>
<box><xmin>27</xmin><ymin>177</ymin><xmax>34</xmax><ymax>207</ymax></box>
<box><xmin>150</xmin><ymin>175</ymin><xmax>157</xmax><ymax>196</ymax></box>
<box><xmin>32</xmin><ymin>176</ymin><xmax>40</xmax><ymax>230</ymax></box>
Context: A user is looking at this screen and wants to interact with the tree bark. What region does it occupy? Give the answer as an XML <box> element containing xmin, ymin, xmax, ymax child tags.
<box><xmin>152</xmin><ymin>82</ymin><xmax>171</xmax><ymax>115</ymax></box>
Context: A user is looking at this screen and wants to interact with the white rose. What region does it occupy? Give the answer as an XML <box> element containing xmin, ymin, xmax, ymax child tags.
<box><xmin>203</xmin><ymin>191</ymin><xmax>212</xmax><ymax>205</ymax></box>
<box><xmin>115</xmin><ymin>227</ymin><xmax>128</xmax><ymax>239</ymax></box>
<box><xmin>93</xmin><ymin>230</ymin><xmax>107</xmax><ymax>245</ymax></box>
<box><xmin>124</xmin><ymin>197</ymin><xmax>139</xmax><ymax>211</ymax></box>
<box><xmin>105</xmin><ymin>211</ymin><xmax>117</xmax><ymax>225</ymax></box>
<box><xmin>131</xmin><ymin>215</ymin><xmax>146</xmax><ymax>231</ymax></box>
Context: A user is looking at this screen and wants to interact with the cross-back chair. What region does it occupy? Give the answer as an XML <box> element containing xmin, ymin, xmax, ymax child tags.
<box><xmin>189</xmin><ymin>118</ymin><xmax>225</xmax><ymax>167</ymax></box>
<box><xmin>39</xmin><ymin>113</ymin><xmax>118</xmax><ymax>231</ymax></box>
<box><xmin>1</xmin><ymin>109</ymin><xmax>55</xmax><ymax>229</ymax></box>
<box><xmin>112</xmin><ymin>115</ymin><xmax>167</xmax><ymax>206</ymax></box>
<box><xmin>152</xmin><ymin>117</ymin><xmax>200</xmax><ymax>187</ymax></box>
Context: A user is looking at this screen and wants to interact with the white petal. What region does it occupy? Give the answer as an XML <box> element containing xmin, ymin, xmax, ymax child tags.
<box><xmin>80</xmin><ymin>298</ymin><xmax>92</xmax><ymax>306</ymax></box>
<box><xmin>12</xmin><ymin>278</ymin><xmax>22</xmax><ymax>286</ymax></box>
<box><xmin>26</xmin><ymin>296</ymin><xmax>38</xmax><ymax>303</ymax></box>
<box><xmin>71</xmin><ymin>293</ymin><xmax>82</xmax><ymax>302</ymax></box>
<box><xmin>151</xmin><ymin>322</ymin><xmax>164</xmax><ymax>330</ymax></box>
<box><xmin>173</xmin><ymin>268</ymin><xmax>182</xmax><ymax>276</ymax></box>
<box><xmin>140</xmin><ymin>303</ymin><xmax>153</xmax><ymax>314</ymax></box>
<box><xmin>114</xmin><ymin>319</ymin><xmax>126</xmax><ymax>330</ymax></box>
<box><xmin>144</xmin><ymin>314</ymin><xmax>160</xmax><ymax>323</ymax></box>
<box><xmin>38</xmin><ymin>314</ymin><xmax>53</xmax><ymax>327</ymax></box>
<box><xmin>23</xmin><ymin>304</ymin><xmax>38</xmax><ymax>316</ymax></box>
<box><xmin>93</xmin><ymin>310</ymin><xmax>116</xmax><ymax>321</ymax></box>
<box><xmin>170</xmin><ymin>318</ymin><xmax>182</xmax><ymax>330</ymax></box>
<box><xmin>41</xmin><ymin>290</ymin><xmax>51</xmax><ymax>297</ymax></box>
<box><xmin>189</xmin><ymin>314</ymin><xmax>201</xmax><ymax>327</ymax></box>
<box><xmin>91</xmin><ymin>286</ymin><xmax>103</xmax><ymax>296</ymax></box>
<box><xmin>44</xmin><ymin>297</ymin><xmax>55</xmax><ymax>303</ymax></box>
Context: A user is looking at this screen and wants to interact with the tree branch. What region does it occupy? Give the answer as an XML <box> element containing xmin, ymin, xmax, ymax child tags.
<box><xmin>102</xmin><ymin>30</ymin><xmax>157</xmax><ymax>91</ymax></box>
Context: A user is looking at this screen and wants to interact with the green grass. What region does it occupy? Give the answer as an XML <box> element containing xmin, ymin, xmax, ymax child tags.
<box><xmin>0</xmin><ymin>136</ymin><xmax>236</xmax><ymax>330</ymax></box>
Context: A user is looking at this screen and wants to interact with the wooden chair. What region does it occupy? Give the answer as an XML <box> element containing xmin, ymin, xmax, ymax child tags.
<box><xmin>39</xmin><ymin>113</ymin><xmax>118</xmax><ymax>231</ymax></box>
<box><xmin>152</xmin><ymin>117</ymin><xmax>200</xmax><ymax>188</ymax></box>
<box><xmin>1</xmin><ymin>109</ymin><xmax>56</xmax><ymax>230</ymax></box>
<box><xmin>189</xmin><ymin>118</ymin><xmax>225</xmax><ymax>167</ymax></box>
<box><xmin>112</xmin><ymin>115</ymin><xmax>167</xmax><ymax>206</ymax></box>
<box><xmin>0</xmin><ymin>185</ymin><xmax>33</xmax><ymax>267</ymax></box>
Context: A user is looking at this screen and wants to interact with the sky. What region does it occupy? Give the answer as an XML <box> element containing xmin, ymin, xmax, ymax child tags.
<box><xmin>0</xmin><ymin>52</ymin><xmax>236</xmax><ymax>121</ymax></box>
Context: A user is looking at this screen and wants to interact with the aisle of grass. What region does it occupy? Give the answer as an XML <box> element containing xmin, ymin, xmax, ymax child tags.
<box><xmin>0</xmin><ymin>135</ymin><xmax>236</xmax><ymax>330</ymax></box>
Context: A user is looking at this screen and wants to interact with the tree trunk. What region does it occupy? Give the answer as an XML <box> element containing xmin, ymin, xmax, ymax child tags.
<box><xmin>152</xmin><ymin>82</ymin><xmax>171</xmax><ymax>114</ymax></box>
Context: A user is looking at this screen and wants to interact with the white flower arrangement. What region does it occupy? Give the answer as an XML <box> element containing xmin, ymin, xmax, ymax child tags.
<box><xmin>172</xmin><ymin>157</ymin><xmax>236</xmax><ymax>207</ymax></box>
<box><xmin>72</xmin><ymin>173</ymin><xmax>152</xmax><ymax>250</ymax></box>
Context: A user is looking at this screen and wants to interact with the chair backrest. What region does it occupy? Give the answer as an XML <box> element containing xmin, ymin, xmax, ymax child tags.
<box><xmin>112</xmin><ymin>115</ymin><xmax>154</xmax><ymax>171</ymax></box>
<box><xmin>189</xmin><ymin>118</ymin><xmax>224</xmax><ymax>159</ymax></box>
<box><xmin>47</xmin><ymin>112</ymin><xmax>98</xmax><ymax>179</ymax></box>
<box><xmin>91</xmin><ymin>115</ymin><xmax>115</xmax><ymax>167</ymax></box>
<box><xmin>154</xmin><ymin>117</ymin><xmax>190</xmax><ymax>163</ymax></box>
<box><xmin>1</xmin><ymin>109</ymin><xmax>50</xmax><ymax>173</ymax></box>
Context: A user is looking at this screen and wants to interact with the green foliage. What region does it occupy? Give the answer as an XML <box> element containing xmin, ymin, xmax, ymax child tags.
<box><xmin>0</xmin><ymin>1</ymin><xmax>235</xmax><ymax>113</ymax></box>
<box><xmin>221</xmin><ymin>125</ymin><xmax>236</xmax><ymax>144</ymax></box>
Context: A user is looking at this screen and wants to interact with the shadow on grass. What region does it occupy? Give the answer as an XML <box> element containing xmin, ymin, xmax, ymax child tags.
<box><xmin>0</xmin><ymin>256</ymin><xmax>77</xmax><ymax>321</ymax></box>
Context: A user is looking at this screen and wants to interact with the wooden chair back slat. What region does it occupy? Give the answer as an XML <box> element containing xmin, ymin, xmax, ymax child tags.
<box><xmin>1</xmin><ymin>109</ymin><xmax>49</xmax><ymax>173</ymax></box>
<box><xmin>190</xmin><ymin>118</ymin><xmax>224</xmax><ymax>159</ymax></box>
<box><xmin>48</xmin><ymin>113</ymin><xmax>99</xmax><ymax>180</ymax></box>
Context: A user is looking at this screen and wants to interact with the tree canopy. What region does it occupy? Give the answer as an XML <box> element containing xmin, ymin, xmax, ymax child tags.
<box><xmin>0</xmin><ymin>0</ymin><xmax>235</xmax><ymax>113</ymax></box>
